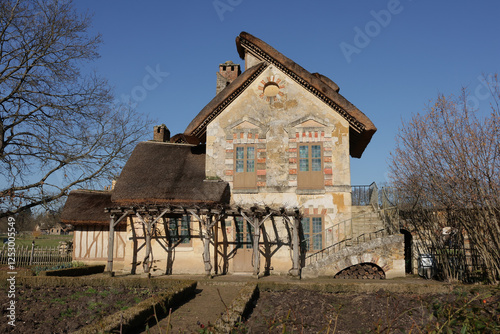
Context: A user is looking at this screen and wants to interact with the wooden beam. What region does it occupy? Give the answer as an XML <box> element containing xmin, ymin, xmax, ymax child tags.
<box><xmin>214</xmin><ymin>219</ymin><xmax>218</xmax><ymax>275</ymax></box>
<box><xmin>106</xmin><ymin>214</ymin><xmax>116</xmax><ymax>273</ymax></box>
<box><xmin>252</xmin><ymin>215</ymin><xmax>260</xmax><ymax>276</ymax></box>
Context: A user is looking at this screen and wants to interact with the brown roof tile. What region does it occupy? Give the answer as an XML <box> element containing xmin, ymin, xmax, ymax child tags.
<box><xmin>236</xmin><ymin>31</ymin><xmax>377</xmax><ymax>158</ymax></box>
<box><xmin>186</xmin><ymin>32</ymin><xmax>376</xmax><ymax>158</ymax></box>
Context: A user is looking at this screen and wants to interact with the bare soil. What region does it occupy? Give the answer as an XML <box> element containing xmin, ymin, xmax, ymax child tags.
<box><xmin>1</xmin><ymin>285</ymin><xmax>158</xmax><ymax>333</ymax></box>
<box><xmin>243</xmin><ymin>287</ymin><xmax>500</xmax><ymax>333</ymax></box>
<box><xmin>2</xmin><ymin>280</ymin><xmax>498</xmax><ymax>333</ymax></box>
<box><xmin>140</xmin><ymin>283</ymin><xmax>243</xmax><ymax>333</ymax></box>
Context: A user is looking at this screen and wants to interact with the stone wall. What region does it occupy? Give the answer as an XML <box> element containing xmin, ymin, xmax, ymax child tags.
<box><xmin>301</xmin><ymin>234</ymin><xmax>406</xmax><ymax>279</ymax></box>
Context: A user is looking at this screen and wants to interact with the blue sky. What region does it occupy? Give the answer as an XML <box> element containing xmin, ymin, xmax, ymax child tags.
<box><xmin>74</xmin><ymin>0</ymin><xmax>500</xmax><ymax>185</ymax></box>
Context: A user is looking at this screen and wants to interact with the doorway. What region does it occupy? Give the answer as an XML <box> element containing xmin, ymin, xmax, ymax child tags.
<box><xmin>232</xmin><ymin>217</ymin><xmax>254</xmax><ymax>272</ymax></box>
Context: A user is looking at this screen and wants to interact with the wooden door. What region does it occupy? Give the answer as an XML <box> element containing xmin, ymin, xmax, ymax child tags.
<box><xmin>232</xmin><ymin>218</ymin><xmax>254</xmax><ymax>272</ymax></box>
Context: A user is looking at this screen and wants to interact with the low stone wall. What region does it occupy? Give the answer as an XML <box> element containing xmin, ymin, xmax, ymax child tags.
<box><xmin>214</xmin><ymin>283</ymin><xmax>258</xmax><ymax>332</ymax></box>
<box><xmin>302</xmin><ymin>234</ymin><xmax>405</xmax><ymax>279</ymax></box>
<box><xmin>71</xmin><ymin>280</ymin><xmax>197</xmax><ymax>334</ymax></box>
<box><xmin>39</xmin><ymin>264</ymin><xmax>105</xmax><ymax>277</ymax></box>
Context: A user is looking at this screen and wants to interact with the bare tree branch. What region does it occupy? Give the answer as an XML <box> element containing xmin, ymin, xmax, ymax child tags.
<box><xmin>389</xmin><ymin>74</ymin><xmax>500</xmax><ymax>283</ymax></box>
<box><xmin>0</xmin><ymin>0</ymin><xmax>152</xmax><ymax>218</ymax></box>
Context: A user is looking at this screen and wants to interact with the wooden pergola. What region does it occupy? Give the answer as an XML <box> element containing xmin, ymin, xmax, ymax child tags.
<box><xmin>104</xmin><ymin>204</ymin><xmax>302</xmax><ymax>277</ymax></box>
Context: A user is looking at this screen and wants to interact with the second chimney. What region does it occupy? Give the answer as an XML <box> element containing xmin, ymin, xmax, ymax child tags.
<box><xmin>216</xmin><ymin>61</ymin><xmax>241</xmax><ymax>95</ymax></box>
<box><xmin>153</xmin><ymin>124</ymin><xmax>170</xmax><ymax>142</ymax></box>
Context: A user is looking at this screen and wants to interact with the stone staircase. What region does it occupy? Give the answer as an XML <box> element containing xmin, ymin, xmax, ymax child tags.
<box><xmin>302</xmin><ymin>204</ymin><xmax>405</xmax><ymax>279</ymax></box>
<box><xmin>351</xmin><ymin>205</ymin><xmax>386</xmax><ymax>240</ymax></box>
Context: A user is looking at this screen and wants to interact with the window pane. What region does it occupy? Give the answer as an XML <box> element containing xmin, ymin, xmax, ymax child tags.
<box><xmin>247</xmin><ymin>160</ymin><xmax>255</xmax><ymax>172</ymax></box>
<box><xmin>312</xmin><ymin>158</ymin><xmax>321</xmax><ymax>171</ymax></box>
<box><xmin>169</xmin><ymin>218</ymin><xmax>179</xmax><ymax>242</ymax></box>
<box><xmin>299</xmin><ymin>145</ymin><xmax>308</xmax><ymax>158</ymax></box>
<box><xmin>299</xmin><ymin>159</ymin><xmax>309</xmax><ymax>172</ymax></box>
<box><xmin>236</xmin><ymin>160</ymin><xmax>244</xmax><ymax>173</ymax></box>
<box><xmin>313</xmin><ymin>234</ymin><xmax>322</xmax><ymax>250</ymax></box>
<box><xmin>311</xmin><ymin>145</ymin><xmax>321</xmax><ymax>158</ymax></box>
<box><xmin>312</xmin><ymin>217</ymin><xmax>322</xmax><ymax>233</ymax></box>
<box><xmin>301</xmin><ymin>217</ymin><xmax>310</xmax><ymax>231</ymax></box>
<box><xmin>236</xmin><ymin>147</ymin><xmax>244</xmax><ymax>159</ymax></box>
<box><xmin>236</xmin><ymin>218</ymin><xmax>243</xmax><ymax>249</ymax></box>
<box><xmin>246</xmin><ymin>223</ymin><xmax>253</xmax><ymax>249</ymax></box>
<box><xmin>301</xmin><ymin>217</ymin><xmax>310</xmax><ymax>250</ymax></box>
<box><xmin>180</xmin><ymin>215</ymin><xmax>190</xmax><ymax>244</ymax></box>
<box><xmin>247</xmin><ymin>147</ymin><xmax>255</xmax><ymax>159</ymax></box>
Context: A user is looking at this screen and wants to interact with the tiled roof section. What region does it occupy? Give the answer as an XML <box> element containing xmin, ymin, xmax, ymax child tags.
<box><xmin>236</xmin><ymin>32</ymin><xmax>377</xmax><ymax>158</ymax></box>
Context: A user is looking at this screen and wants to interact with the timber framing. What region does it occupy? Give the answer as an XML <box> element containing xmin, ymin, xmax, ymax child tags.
<box><xmin>104</xmin><ymin>204</ymin><xmax>302</xmax><ymax>277</ymax></box>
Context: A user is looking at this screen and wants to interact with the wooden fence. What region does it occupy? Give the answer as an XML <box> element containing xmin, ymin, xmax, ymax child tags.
<box><xmin>0</xmin><ymin>244</ymin><xmax>73</xmax><ymax>267</ymax></box>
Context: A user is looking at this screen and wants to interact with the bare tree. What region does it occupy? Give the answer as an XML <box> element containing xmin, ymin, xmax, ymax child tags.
<box><xmin>0</xmin><ymin>0</ymin><xmax>151</xmax><ymax>218</ymax></box>
<box><xmin>389</xmin><ymin>74</ymin><xmax>500</xmax><ymax>282</ymax></box>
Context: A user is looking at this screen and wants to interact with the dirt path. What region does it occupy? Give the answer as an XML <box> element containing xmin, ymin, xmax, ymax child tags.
<box><xmin>140</xmin><ymin>282</ymin><xmax>243</xmax><ymax>333</ymax></box>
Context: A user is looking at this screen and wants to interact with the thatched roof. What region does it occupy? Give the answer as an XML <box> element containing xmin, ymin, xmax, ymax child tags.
<box><xmin>184</xmin><ymin>32</ymin><xmax>376</xmax><ymax>158</ymax></box>
<box><xmin>61</xmin><ymin>190</ymin><xmax>113</xmax><ymax>225</ymax></box>
<box><xmin>111</xmin><ymin>141</ymin><xmax>230</xmax><ymax>206</ymax></box>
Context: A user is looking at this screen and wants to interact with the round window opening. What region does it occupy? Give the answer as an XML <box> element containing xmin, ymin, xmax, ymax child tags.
<box><xmin>263</xmin><ymin>82</ymin><xmax>280</xmax><ymax>97</ymax></box>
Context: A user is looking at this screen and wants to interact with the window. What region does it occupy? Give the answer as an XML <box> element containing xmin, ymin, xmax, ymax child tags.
<box><xmin>298</xmin><ymin>143</ymin><xmax>323</xmax><ymax>189</ymax></box>
<box><xmin>235</xmin><ymin>217</ymin><xmax>254</xmax><ymax>249</ymax></box>
<box><xmin>301</xmin><ymin>216</ymin><xmax>323</xmax><ymax>251</ymax></box>
<box><xmin>168</xmin><ymin>215</ymin><xmax>191</xmax><ymax>245</ymax></box>
<box><xmin>234</xmin><ymin>145</ymin><xmax>256</xmax><ymax>189</ymax></box>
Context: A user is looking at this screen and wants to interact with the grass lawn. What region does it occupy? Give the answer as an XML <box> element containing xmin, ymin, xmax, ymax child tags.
<box><xmin>1</xmin><ymin>234</ymin><xmax>73</xmax><ymax>247</ymax></box>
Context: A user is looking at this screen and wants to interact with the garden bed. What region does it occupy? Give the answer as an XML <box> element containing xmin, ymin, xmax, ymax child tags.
<box><xmin>0</xmin><ymin>277</ymin><xmax>196</xmax><ymax>334</ymax></box>
<box><xmin>243</xmin><ymin>286</ymin><xmax>500</xmax><ymax>333</ymax></box>
<box><xmin>1</xmin><ymin>285</ymin><xmax>156</xmax><ymax>333</ymax></box>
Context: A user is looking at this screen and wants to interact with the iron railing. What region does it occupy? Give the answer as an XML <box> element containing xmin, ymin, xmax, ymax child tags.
<box><xmin>352</xmin><ymin>182</ymin><xmax>379</xmax><ymax>209</ymax></box>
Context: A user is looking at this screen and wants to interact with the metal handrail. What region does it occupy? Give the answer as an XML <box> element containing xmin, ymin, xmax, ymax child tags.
<box><xmin>300</xmin><ymin>210</ymin><xmax>382</xmax><ymax>247</ymax></box>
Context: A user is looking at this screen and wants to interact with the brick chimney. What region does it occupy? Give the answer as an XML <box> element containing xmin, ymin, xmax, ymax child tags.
<box><xmin>153</xmin><ymin>124</ymin><xmax>170</xmax><ymax>142</ymax></box>
<box><xmin>216</xmin><ymin>61</ymin><xmax>241</xmax><ymax>95</ymax></box>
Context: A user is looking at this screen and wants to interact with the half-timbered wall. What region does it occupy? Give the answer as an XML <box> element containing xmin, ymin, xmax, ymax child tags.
<box><xmin>73</xmin><ymin>225</ymin><xmax>126</xmax><ymax>261</ymax></box>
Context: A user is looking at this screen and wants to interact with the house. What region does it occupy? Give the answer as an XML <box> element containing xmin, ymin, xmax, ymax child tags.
<box><xmin>61</xmin><ymin>32</ymin><xmax>405</xmax><ymax>278</ymax></box>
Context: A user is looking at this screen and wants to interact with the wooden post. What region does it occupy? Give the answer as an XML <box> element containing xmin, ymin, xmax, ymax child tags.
<box><xmin>134</xmin><ymin>209</ymin><xmax>169</xmax><ymax>274</ymax></box>
<box><xmin>107</xmin><ymin>214</ymin><xmax>116</xmax><ymax>272</ymax></box>
<box><xmin>252</xmin><ymin>215</ymin><xmax>260</xmax><ymax>276</ymax></box>
<box><xmin>290</xmin><ymin>215</ymin><xmax>301</xmax><ymax>277</ymax></box>
<box><xmin>29</xmin><ymin>240</ymin><xmax>35</xmax><ymax>266</ymax></box>
<box><xmin>203</xmin><ymin>215</ymin><xmax>213</xmax><ymax>276</ymax></box>
<box><xmin>189</xmin><ymin>210</ymin><xmax>215</xmax><ymax>277</ymax></box>
<box><xmin>143</xmin><ymin>221</ymin><xmax>152</xmax><ymax>274</ymax></box>
<box><xmin>130</xmin><ymin>216</ymin><xmax>138</xmax><ymax>275</ymax></box>
<box><xmin>213</xmin><ymin>218</ymin><xmax>218</xmax><ymax>275</ymax></box>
